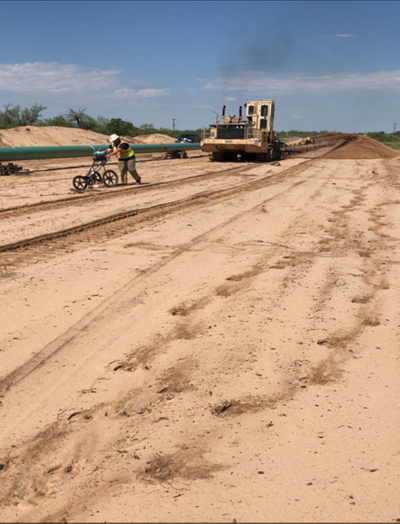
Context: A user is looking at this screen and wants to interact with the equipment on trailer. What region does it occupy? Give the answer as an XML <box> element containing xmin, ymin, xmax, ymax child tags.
<box><xmin>201</xmin><ymin>99</ymin><xmax>283</xmax><ymax>162</ymax></box>
<box><xmin>72</xmin><ymin>151</ymin><xmax>118</xmax><ymax>190</ymax></box>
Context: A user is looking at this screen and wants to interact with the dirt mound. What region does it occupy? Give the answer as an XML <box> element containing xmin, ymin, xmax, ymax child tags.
<box><xmin>314</xmin><ymin>132</ymin><xmax>344</xmax><ymax>139</ymax></box>
<box><xmin>0</xmin><ymin>126</ymin><xmax>110</xmax><ymax>148</ymax></box>
<box><xmin>0</xmin><ymin>126</ymin><xmax>175</xmax><ymax>148</ymax></box>
<box><xmin>321</xmin><ymin>133</ymin><xmax>399</xmax><ymax>159</ymax></box>
<box><xmin>133</xmin><ymin>133</ymin><xmax>175</xmax><ymax>144</ymax></box>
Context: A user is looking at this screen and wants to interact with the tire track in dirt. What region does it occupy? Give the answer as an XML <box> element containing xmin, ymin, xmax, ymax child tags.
<box><xmin>0</xmin><ymin>160</ymin><xmax>350</xmax><ymax>520</ymax></box>
<box><xmin>0</xmin><ymin>160</ymin><xmax>313</xmax><ymax>274</ymax></box>
<box><xmin>0</xmin><ymin>170</ymin><xmax>325</xmax><ymax>520</ymax></box>
<box><xmin>0</xmin><ymin>176</ymin><xmax>308</xmax><ymax>397</ymax></box>
<box><xmin>2</xmin><ymin>157</ymin><xmax>395</xmax><ymax>523</ymax></box>
<box><xmin>166</xmin><ymin>160</ymin><xmax>396</xmax><ymax>415</ymax></box>
<box><xmin>0</xmin><ymin>164</ymin><xmax>254</xmax><ymax>219</ymax></box>
<box><xmin>280</xmin><ymin>166</ymin><xmax>393</xmax><ymax>390</ymax></box>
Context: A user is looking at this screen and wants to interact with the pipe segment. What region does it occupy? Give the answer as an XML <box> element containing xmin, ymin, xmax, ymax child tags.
<box><xmin>0</xmin><ymin>143</ymin><xmax>200</xmax><ymax>162</ymax></box>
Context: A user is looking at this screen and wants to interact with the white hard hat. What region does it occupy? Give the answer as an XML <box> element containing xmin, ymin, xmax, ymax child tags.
<box><xmin>109</xmin><ymin>134</ymin><xmax>119</xmax><ymax>142</ymax></box>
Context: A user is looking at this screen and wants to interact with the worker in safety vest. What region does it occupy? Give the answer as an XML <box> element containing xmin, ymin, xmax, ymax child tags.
<box><xmin>105</xmin><ymin>134</ymin><xmax>141</xmax><ymax>185</ymax></box>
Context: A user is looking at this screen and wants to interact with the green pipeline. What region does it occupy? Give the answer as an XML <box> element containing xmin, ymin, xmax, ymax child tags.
<box><xmin>0</xmin><ymin>143</ymin><xmax>201</xmax><ymax>162</ymax></box>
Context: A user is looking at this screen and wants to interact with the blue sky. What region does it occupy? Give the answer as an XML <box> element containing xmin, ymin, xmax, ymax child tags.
<box><xmin>1</xmin><ymin>0</ymin><xmax>399</xmax><ymax>133</ymax></box>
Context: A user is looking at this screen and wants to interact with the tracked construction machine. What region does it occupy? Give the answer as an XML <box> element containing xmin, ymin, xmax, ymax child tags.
<box><xmin>201</xmin><ymin>99</ymin><xmax>283</xmax><ymax>162</ymax></box>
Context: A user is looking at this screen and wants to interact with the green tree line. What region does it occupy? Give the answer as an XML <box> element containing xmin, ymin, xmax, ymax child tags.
<box><xmin>2</xmin><ymin>103</ymin><xmax>400</xmax><ymax>150</ymax></box>
<box><xmin>276</xmin><ymin>130</ymin><xmax>329</xmax><ymax>138</ymax></box>
<box><xmin>0</xmin><ymin>103</ymin><xmax>203</xmax><ymax>138</ymax></box>
<box><xmin>364</xmin><ymin>131</ymin><xmax>400</xmax><ymax>150</ymax></box>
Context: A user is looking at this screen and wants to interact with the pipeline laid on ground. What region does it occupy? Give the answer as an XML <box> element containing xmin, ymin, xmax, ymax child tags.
<box><xmin>0</xmin><ymin>143</ymin><xmax>201</xmax><ymax>162</ymax></box>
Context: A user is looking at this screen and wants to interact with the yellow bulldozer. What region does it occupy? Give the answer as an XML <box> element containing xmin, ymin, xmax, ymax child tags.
<box><xmin>201</xmin><ymin>99</ymin><xmax>283</xmax><ymax>162</ymax></box>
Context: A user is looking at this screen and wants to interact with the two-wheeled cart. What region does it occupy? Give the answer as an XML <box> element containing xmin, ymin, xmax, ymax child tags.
<box><xmin>72</xmin><ymin>151</ymin><xmax>118</xmax><ymax>190</ymax></box>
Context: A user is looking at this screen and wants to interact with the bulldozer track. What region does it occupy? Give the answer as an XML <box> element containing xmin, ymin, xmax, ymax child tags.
<box><xmin>0</xmin><ymin>160</ymin><xmax>313</xmax><ymax>274</ymax></box>
<box><xmin>0</xmin><ymin>169</ymin><xmax>310</xmax><ymax>396</ymax></box>
<box><xmin>0</xmin><ymin>164</ymin><xmax>254</xmax><ymax>220</ymax></box>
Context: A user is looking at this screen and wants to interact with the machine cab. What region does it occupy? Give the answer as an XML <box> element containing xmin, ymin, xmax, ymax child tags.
<box><xmin>245</xmin><ymin>100</ymin><xmax>275</xmax><ymax>132</ymax></box>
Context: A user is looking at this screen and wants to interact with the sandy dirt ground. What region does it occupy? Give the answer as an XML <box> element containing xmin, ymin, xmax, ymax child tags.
<box><xmin>0</xmin><ymin>129</ymin><xmax>399</xmax><ymax>523</ymax></box>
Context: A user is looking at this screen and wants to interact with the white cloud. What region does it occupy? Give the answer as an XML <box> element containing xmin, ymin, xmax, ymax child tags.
<box><xmin>114</xmin><ymin>87</ymin><xmax>168</xmax><ymax>98</ymax></box>
<box><xmin>203</xmin><ymin>81</ymin><xmax>216</xmax><ymax>90</ymax></box>
<box><xmin>0</xmin><ymin>62</ymin><xmax>168</xmax><ymax>100</ymax></box>
<box><xmin>202</xmin><ymin>70</ymin><xmax>400</xmax><ymax>94</ymax></box>
<box><xmin>334</xmin><ymin>34</ymin><xmax>354</xmax><ymax>37</ymax></box>
<box><xmin>0</xmin><ymin>62</ymin><xmax>119</xmax><ymax>93</ymax></box>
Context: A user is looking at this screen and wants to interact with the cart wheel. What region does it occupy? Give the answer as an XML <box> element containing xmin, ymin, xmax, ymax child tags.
<box><xmin>103</xmin><ymin>170</ymin><xmax>118</xmax><ymax>187</ymax></box>
<box><xmin>87</xmin><ymin>171</ymin><xmax>101</xmax><ymax>187</ymax></box>
<box><xmin>73</xmin><ymin>175</ymin><xmax>88</xmax><ymax>190</ymax></box>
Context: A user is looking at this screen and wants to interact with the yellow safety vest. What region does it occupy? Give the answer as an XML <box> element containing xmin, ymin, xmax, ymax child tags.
<box><xmin>113</xmin><ymin>141</ymin><xmax>135</xmax><ymax>160</ymax></box>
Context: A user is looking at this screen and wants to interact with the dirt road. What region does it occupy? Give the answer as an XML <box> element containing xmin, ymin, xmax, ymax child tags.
<box><xmin>0</xmin><ymin>135</ymin><xmax>399</xmax><ymax>522</ymax></box>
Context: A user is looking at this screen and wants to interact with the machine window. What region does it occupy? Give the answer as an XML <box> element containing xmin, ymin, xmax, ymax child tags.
<box><xmin>261</xmin><ymin>105</ymin><xmax>268</xmax><ymax>117</ymax></box>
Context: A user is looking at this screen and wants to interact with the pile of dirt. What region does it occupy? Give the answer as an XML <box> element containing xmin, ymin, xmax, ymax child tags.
<box><xmin>321</xmin><ymin>133</ymin><xmax>399</xmax><ymax>160</ymax></box>
<box><xmin>314</xmin><ymin>132</ymin><xmax>344</xmax><ymax>139</ymax></box>
<box><xmin>0</xmin><ymin>126</ymin><xmax>110</xmax><ymax>147</ymax></box>
<box><xmin>0</xmin><ymin>126</ymin><xmax>175</xmax><ymax>148</ymax></box>
<box><xmin>132</xmin><ymin>133</ymin><xmax>175</xmax><ymax>144</ymax></box>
